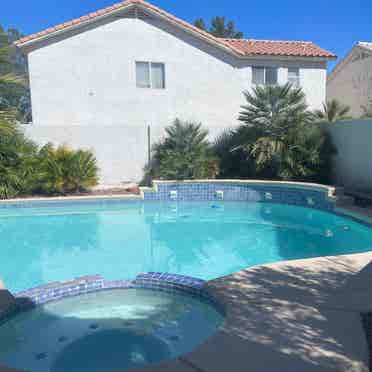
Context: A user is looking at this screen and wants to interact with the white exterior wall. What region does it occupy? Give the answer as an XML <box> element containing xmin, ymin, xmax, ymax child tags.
<box><xmin>327</xmin><ymin>54</ymin><xmax>372</xmax><ymax>118</ymax></box>
<box><xmin>27</xmin><ymin>16</ymin><xmax>327</xmax><ymax>128</ymax></box>
<box><xmin>24</xmin><ymin>15</ymin><xmax>328</xmax><ymax>184</ymax></box>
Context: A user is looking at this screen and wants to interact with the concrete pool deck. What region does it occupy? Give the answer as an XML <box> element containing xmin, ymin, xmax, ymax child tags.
<box><xmin>124</xmin><ymin>252</ymin><xmax>372</xmax><ymax>372</ymax></box>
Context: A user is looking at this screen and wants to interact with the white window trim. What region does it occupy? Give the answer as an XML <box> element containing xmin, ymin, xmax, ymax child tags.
<box><xmin>252</xmin><ymin>66</ymin><xmax>278</xmax><ymax>86</ymax></box>
<box><xmin>136</xmin><ymin>61</ymin><xmax>165</xmax><ymax>89</ymax></box>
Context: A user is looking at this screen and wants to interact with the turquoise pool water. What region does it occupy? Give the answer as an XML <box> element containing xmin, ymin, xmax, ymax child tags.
<box><xmin>0</xmin><ymin>288</ymin><xmax>223</xmax><ymax>372</ymax></box>
<box><xmin>1</xmin><ymin>201</ymin><xmax>372</xmax><ymax>292</ymax></box>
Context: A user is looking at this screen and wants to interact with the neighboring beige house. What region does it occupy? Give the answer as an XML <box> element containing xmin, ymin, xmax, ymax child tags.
<box><xmin>327</xmin><ymin>42</ymin><xmax>372</xmax><ymax>118</ymax></box>
<box><xmin>14</xmin><ymin>0</ymin><xmax>336</xmax><ymax>184</ymax></box>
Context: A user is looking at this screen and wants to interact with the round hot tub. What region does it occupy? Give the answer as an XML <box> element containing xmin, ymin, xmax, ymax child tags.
<box><xmin>0</xmin><ymin>288</ymin><xmax>224</xmax><ymax>372</ymax></box>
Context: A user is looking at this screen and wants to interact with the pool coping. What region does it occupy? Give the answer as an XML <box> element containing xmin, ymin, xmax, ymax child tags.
<box><xmin>0</xmin><ymin>179</ymin><xmax>336</xmax><ymax>205</ymax></box>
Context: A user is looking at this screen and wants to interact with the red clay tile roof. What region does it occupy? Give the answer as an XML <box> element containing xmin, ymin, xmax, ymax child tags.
<box><xmin>14</xmin><ymin>0</ymin><xmax>336</xmax><ymax>59</ymax></box>
<box><xmin>14</xmin><ymin>0</ymin><xmax>243</xmax><ymax>55</ymax></box>
<box><xmin>222</xmin><ymin>39</ymin><xmax>336</xmax><ymax>58</ymax></box>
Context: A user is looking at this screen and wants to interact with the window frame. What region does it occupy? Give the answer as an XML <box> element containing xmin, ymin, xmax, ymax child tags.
<box><xmin>135</xmin><ymin>61</ymin><xmax>166</xmax><ymax>89</ymax></box>
<box><xmin>287</xmin><ymin>67</ymin><xmax>300</xmax><ymax>87</ymax></box>
<box><xmin>252</xmin><ymin>66</ymin><xmax>278</xmax><ymax>86</ymax></box>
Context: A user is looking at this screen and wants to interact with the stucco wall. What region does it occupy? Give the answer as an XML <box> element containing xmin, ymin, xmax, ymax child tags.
<box><xmin>329</xmin><ymin>119</ymin><xmax>372</xmax><ymax>191</ymax></box>
<box><xmin>23</xmin><ymin>124</ymin><xmax>149</xmax><ymax>185</ymax></box>
<box><xmin>327</xmin><ymin>56</ymin><xmax>372</xmax><ymax>118</ymax></box>
<box><xmin>27</xmin><ymin>15</ymin><xmax>327</xmax><ymax>128</ymax></box>
<box><xmin>23</xmin><ymin>123</ymin><xmax>227</xmax><ymax>185</ymax></box>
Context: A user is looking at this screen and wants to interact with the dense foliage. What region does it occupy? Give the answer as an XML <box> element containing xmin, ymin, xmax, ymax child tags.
<box><xmin>0</xmin><ymin>133</ymin><xmax>99</xmax><ymax>199</ymax></box>
<box><xmin>35</xmin><ymin>144</ymin><xmax>99</xmax><ymax>195</ymax></box>
<box><xmin>213</xmin><ymin>126</ymin><xmax>265</xmax><ymax>179</ymax></box>
<box><xmin>146</xmin><ymin>119</ymin><xmax>219</xmax><ymax>181</ymax></box>
<box><xmin>314</xmin><ymin>99</ymin><xmax>351</xmax><ymax>123</ymax></box>
<box><xmin>0</xmin><ymin>120</ymin><xmax>38</xmax><ymax>198</ymax></box>
<box><xmin>0</xmin><ymin>26</ymin><xmax>31</xmax><ymax>123</ymax></box>
<box><xmin>213</xmin><ymin>83</ymin><xmax>336</xmax><ymax>183</ymax></box>
<box><xmin>361</xmin><ymin>97</ymin><xmax>372</xmax><ymax>118</ymax></box>
<box><xmin>193</xmin><ymin>17</ymin><xmax>243</xmax><ymax>39</ymax></box>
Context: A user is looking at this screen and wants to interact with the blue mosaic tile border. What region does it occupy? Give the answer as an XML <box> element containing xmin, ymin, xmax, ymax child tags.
<box><xmin>0</xmin><ymin>273</ymin><xmax>224</xmax><ymax>325</ymax></box>
<box><xmin>143</xmin><ymin>181</ymin><xmax>335</xmax><ymax>211</ymax></box>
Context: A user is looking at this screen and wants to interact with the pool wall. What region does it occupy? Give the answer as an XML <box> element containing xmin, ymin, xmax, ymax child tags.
<box><xmin>0</xmin><ymin>180</ymin><xmax>336</xmax><ymax>211</ymax></box>
<box><xmin>142</xmin><ymin>180</ymin><xmax>336</xmax><ymax>210</ymax></box>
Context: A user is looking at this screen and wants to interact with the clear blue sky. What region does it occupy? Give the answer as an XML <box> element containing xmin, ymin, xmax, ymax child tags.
<box><xmin>2</xmin><ymin>0</ymin><xmax>371</xmax><ymax>70</ymax></box>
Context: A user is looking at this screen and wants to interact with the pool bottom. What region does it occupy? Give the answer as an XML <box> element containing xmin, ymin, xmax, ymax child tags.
<box><xmin>0</xmin><ymin>288</ymin><xmax>224</xmax><ymax>372</ymax></box>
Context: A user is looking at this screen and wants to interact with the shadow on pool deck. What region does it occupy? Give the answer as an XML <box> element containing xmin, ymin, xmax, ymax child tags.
<box><xmin>193</xmin><ymin>255</ymin><xmax>372</xmax><ymax>372</ymax></box>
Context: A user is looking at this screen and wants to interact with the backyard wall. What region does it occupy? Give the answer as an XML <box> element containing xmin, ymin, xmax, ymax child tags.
<box><xmin>329</xmin><ymin>118</ymin><xmax>372</xmax><ymax>191</ymax></box>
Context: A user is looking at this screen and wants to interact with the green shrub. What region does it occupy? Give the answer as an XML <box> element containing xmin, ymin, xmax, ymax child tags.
<box><xmin>146</xmin><ymin>119</ymin><xmax>219</xmax><ymax>181</ymax></box>
<box><xmin>0</xmin><ymin>120</ymin><xmax>39</xmax><ymax>199</ymax></box>
<box><xmin>36</xmin><ymin>144</ymin><xmax>99</xmax><ymax>195</ymax></box>
<box><xmin>0</xmin><ymin>127</ymin><xmax>99</xmax><ymax>199</ymax></box>
<box><xmin>212</xmin><ymin>126</ymin><xmax>275</xmax><ymax>179</ymax></box>
<box><xmin>313</xmin><ymin>99</ymin><xmax>351</xmax><ymax>123</ymax></box>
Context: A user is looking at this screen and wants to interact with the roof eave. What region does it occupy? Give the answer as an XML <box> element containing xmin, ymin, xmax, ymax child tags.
<box><xmin>327</xmin><ymin>43</ymin><xmax>366</xmax><ymax>82</ymax></box>
<box><xmin>241</xmin><ymin>53</ymin><xmax>336</xmax><ymax>62</ymax></box>
<box><xmin>14</xmin><ymin>2</ymin><xmax>244</xmax><ymax>57</ymax></box>
<box><xmin>14</xmin><ymin>2</ymin><xmax>134</xmax><ymax>49</ymax></box>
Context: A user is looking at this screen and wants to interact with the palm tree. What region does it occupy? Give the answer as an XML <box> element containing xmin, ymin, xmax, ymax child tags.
<box><xmin>146</xmin><ymin>119</ymin><xmax>219</xmax><ymax>181</ymax></box>
<box><xmin>238</xmin><ymin>83</ymin><xmax>334</xmax><ymax>181</ymax></box>
<box><xmin>314</xmin><ymin>99</ymin><xmax>351</xmax><ymax>123</ymax></box>
<box><xmin>239</xmin><ymin>83</ymin><xmax>311</xmax><ymax>137</ymax></box>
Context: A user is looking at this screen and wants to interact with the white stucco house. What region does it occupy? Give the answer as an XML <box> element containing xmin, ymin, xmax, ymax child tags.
<box><xmin>15</xmin><ymin>0</ymin><xmax>336</xmax><ymax>185</ymax></box>
<box><xmin>327</xmin><ymin>42</ymin><xmax>372</xmax><ymax>118</ymax></box>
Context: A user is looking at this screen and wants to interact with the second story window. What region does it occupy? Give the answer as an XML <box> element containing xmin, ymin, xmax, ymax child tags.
<box><xmin>136</xmin><ymin>62</ymin><xmax>165</xmax><ymax>89</ymax></box>
<box><xmin>288</xmin><ymin>68</ymin><xmax>300</xmax><ymax>87</ymax></box>
<box><xmin>252</xmin><ymin>66</ymin><xmax>278</xmax><ymax>85</ymax></box>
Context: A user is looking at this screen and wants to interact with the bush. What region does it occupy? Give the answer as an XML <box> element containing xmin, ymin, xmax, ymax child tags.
<box><xmin>36</xmin><ymin>144</ymin><xmax>99</xmax><ymax>195</ymax></box>
<box><xmin>146</xmin><ymin>119</ymin><xmax>219</xmax><ymax>181</ymax></box>
<box><xmin>0</xmin><ymin>120</ymin><xmax>39</xmax><ymax>199</ymax></box>
<box><xmin>0</xmin><ymin>122</ymin><xmax>99</xmax><ymax>199</ymax></box>
<box><xmin>212</xmin><ymin>125</ymin><xmax>277</xmax><ymax>179</ymax></box>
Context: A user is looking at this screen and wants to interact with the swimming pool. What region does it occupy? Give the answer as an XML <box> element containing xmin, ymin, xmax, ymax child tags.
<box><xmin>0</xmin><ymin>288</ymin><xmax>223</xmax><ymax>372</ymax></box>
<box><xmin>1</xmin><ymin>199</ymin><xmax>372</xmax><ymax>293</ymax></box>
